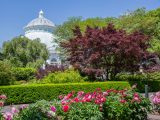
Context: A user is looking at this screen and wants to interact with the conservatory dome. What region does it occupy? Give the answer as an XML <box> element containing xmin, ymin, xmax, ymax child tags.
<box><xmin>24</xmin><ymin>10</ymin><xmax>55</xmax><ymax>32</ymax></box>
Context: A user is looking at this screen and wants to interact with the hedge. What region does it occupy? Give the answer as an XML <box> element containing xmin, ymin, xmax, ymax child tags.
<box><xmin>0</xmin><ymin>81</ymin><xmax>159</xmax><ymax>104</ymax></box>
<box><xmin>0</xmin><ymin>82</ymin><xmax>130</xmax><ymax>104</ymax></box>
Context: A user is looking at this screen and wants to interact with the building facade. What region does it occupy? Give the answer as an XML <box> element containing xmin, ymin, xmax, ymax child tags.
<box><xmin>24</xmin><ymin>10</ymin><xmax>61</xmax><ymax>65</ymax></box>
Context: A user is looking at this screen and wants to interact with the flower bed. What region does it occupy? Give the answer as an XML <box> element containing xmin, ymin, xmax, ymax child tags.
<box><xmin>0</xmin><ymin>88</ymin><xmax>152</xmax><ymax>120</ymax></box>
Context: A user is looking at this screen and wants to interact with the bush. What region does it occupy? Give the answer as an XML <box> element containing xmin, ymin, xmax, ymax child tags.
<box><xmin>115</xmin><ymin>72</ymin><xmax>160</xmax><ymax>81</ymax></box>
<box><xmin>103</xmin><ymin>90</ymin><xmax>152</xmax><ymax>120</ymax></box>
<box><xmin>115</xmin><ymin>73</ymin><xmax>147</xmax><ymax>81</ymax></box>
<box><xmin>147</xmin><ymin>72</ymin><xmax>160</xmax><ymax>81</ymax></box>
<box><xmin>0</xmin><ymin>61</ymin><xmax>15</xmax><ymax>85</ymax></box>
<box><xmin>63</xmin><ymin>102</ymin><xmax>103</xmax><ymax>120</ymax></box>
<box><xmin>40</xmin><ymin>69</ymin><xmax>87</xmax><ymax>84</ymax></box>
<box><xmin>0</xmin><ymin>82</ymin><xmax>130</xmax><ymax>104</ymax></box>
<box><xmin>14</xmin><ymin>100</ymin><xmax>57</xmax><ymax>120</ymax></box>
<box><xmin>12</xmin><ymin>67</ymin><xmax>35</xmax><ymax>81</ymax></box>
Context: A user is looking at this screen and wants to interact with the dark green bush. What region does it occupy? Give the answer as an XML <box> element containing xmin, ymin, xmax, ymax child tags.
<box><xmin>0</xmin><ymin>82</ymin><xmax>130</xmax><ymax>104</ymax></box>
<box><xmin>12</xmin><ymin>67</ymin><xmax>35</xmax><ymax>81</ymax></box>
<box><xmin>39</xmin><ymin>69</ymin><xmax>87</xmax><ymax>84</ymax></box>
<box><xmin>0</xmin><ymin>61</ymin><xmax>15</xmax><ymax>85</ymax></box>
<box><xmin>129</xmin><ymin>80</ymin><xmax>160</xmax><ymax>93</ymax></box>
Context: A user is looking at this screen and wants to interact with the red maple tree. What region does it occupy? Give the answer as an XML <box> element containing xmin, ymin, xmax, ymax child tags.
<box><xmin>61</xmin><ymin>23</ymin><xmax>150</xmax><ymax>80</ymax></box>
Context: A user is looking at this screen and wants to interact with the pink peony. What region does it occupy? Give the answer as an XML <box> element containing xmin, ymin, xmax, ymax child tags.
<box><xmin>152</xmin><ymin>96</ymin><xmax>160</xmax><ymax>104</ymax></box>
<box><xmin>3</xmin><ymin>112</ymin><xmax>13</xmax><ymax>120</ymax></box>
<box><xmin>59</xmin><ymin>95</ymin><xmax>64</xmax><ymax>100</ymax></box>
<box><xmin>0</xmin><ymin>95</ymin><xmax>7</xmax><ymax>99</ymax></box>
<box><xmin>62</xmin><ymin>105</ymin><xmax>69</xmax><ymax>112</ymax></box>
<box><xmin>11</xmin><ymin>107</ymin><xmax>19</xmax><ymax>114</ymax></box>
<box><xmin>50</xmin><ymin>106</ymin><xmax>56</xmax><ymax>112</ymax></box>
<box><xmin>120</xmin><ymin>99</ymin><xmax>127</xmax><ymax>104</ymax></box>
<box><xmin>0</xmin><ymin>101</ymin><xmax>4</xmax><ymax>107</ymax></box>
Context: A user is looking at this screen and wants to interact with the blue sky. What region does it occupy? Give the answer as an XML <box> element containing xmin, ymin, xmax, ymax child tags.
<box><xmin>0</xmin><ymin>0</ymin><xmax>159</xmax><ymax>46</ymax></box>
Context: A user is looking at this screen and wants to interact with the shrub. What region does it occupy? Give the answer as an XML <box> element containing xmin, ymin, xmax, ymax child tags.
<box><xmin>40</xmin><ymin>69</ymin><xmax>87</xmax><ymax>84</ymax></box>
<box><xmin>103</xmin><ymin>90</ymin><xmax>152</xmax><ymax>120</ymax></box>
<box><xmin>63</xmin><ymin>102</ymin><xmax>103</xmax><ymax>120</ymax></box>
<box><xmin>12</xmin><ymin>67</ymin><xmax>36</xmax><ymax>81</ymax></box>
<box><xmin>115</xmin><ymin>72</ymin><xmax>160</xmax><ymax>81</ymax></box>
<box><xmin>0</xmin><ymin>61</ymin><xmax>15</xmax><ymax>85</ymax></box>
<box><xmin>14</xmin><ymin>100</ymin><xmax>57</xmax><ymax>120</ymax></box>
<box><xmin>0</xmin><ymin>82</ymin><xmax>131</xmax><ymax>104</ymax></box>
<box><xmin>35</xmin><ymin>65</ymin><xmax>65</xmax><ymax>79</ymax></box>
<box><xmin>115</xmin><ymin>73</ymin><xmax>147</xmax><ymax>81</ymax></box>
<box><xmin>147</xmin><ymin>72</ymin><xmax>160</xmax><ymax>81</ymax></box>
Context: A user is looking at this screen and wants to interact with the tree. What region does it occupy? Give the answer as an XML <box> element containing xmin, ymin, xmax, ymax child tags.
<box><xmin>2</xmin><ymin>36</ymin><xmax>49</xmax><ymax>68</ymax></box>
<box><xmin>61</xmin><ymin>24</ymin><xmax>150</xmax><ymax>80</ymax></box>
<box><xmin>54</xmin><ymin>17</ymin><xmax>116</xmax><ymax>63</ymax></box>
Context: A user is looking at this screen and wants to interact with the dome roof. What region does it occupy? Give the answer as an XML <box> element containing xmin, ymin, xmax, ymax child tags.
<box><xmin>24</xmin><ymin>10</ymin><xmax>55</xmax><ymax>29</ymax></box>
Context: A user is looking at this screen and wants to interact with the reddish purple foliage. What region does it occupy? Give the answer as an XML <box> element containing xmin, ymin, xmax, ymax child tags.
<box><xmin>61</xmin><ymin>23</ymin><xmax>150</xmax><ymax>80</ymax></box>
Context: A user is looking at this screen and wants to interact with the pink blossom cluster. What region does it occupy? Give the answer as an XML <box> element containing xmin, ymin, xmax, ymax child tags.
<box><xmin>0</xmin><ymin>94</ymin><xmax>7</xmax><ymax>107</ymax></box>
<box><xmin>58</xmin><ymin>88</ymin><xmax>142</xmax><ymax>112</ymax></box>
<box><xmin>151</xmin><ymin>91</ymin><xmax>160</xmax><ymax>105</ymax></box>
<box><xmin>2</xmin><ymin>105</ymin><xmax>28</xmax><ymax>120</ymax></box>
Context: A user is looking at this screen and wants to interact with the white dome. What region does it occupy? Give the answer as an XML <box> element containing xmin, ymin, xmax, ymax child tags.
<box><xmin>24</xmin><ymin>10</ymin><xmax>55</xmax><ymax>29</ymax></box>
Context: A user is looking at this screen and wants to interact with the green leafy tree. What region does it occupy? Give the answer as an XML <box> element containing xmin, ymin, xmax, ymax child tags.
<box><xmin>2</xmin><ymin>36</ymin><xmax>49</xmax><ymax>68</ymax></box>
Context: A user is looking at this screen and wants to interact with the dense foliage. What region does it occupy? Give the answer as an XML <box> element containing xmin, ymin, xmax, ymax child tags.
<box><xmin>12</xmin><ymin>67</ymin><xmax>35</xmax><ymax>81</ymax></box>
<box><xmin>61</xmin><ymin>23</ymin><xmax>150</xmax><ymax>80</ymax></box>
<box><xmin>2</xmin><ymin>36</ymin><xmax>49</xmax><ymax>68</ymax></box>
<box><xmin>40</xmin><ymin>69</ymin><xmax>87</xmax><ymax>84</ymax></box>
<box><xmin>0</xmin><ymin>61</ymin><xmax>15</xmax><ymax>85</ymax></box>
<box><xmin>0</xmin><ymin>82</ymin><xmax>130</xmax><ymax>104</ymax></box>
<box><xmin>14</xmin><ymin>100</ymin><xmax>56</xmax><ymax>120</ymax></box>
<box><xmin>103</xmin><ymin>90</ymin><xmax>151</xmax><ymax>120</ymax></box>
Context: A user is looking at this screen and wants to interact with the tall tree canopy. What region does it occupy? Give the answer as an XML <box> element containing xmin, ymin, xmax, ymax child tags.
<box><xmin>2</xmin><ymin>36</ymin><xmax>49</xmax><ymax>68</ymax></box>
<box><xmin>61</xmin><ymin>24</ymin><xmax>150</xmax><ymax>80</ymax></box>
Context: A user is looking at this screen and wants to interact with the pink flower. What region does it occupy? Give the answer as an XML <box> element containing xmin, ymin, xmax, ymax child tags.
<box><xmin>152</xmin><ymin>96</ymin><xmax>160</xmax><ymax>104</ymax></box>
<box><xmin>0</xmin><ymin>101</ymin><xmax>4</xmax><ymax>107</ymax></box>
<box><xmin>50</xmin><ymin>106</ymin><xmax>56</xmax><ymax>112</ymax></box>
<box><xmin>100</xmin><ymin>97</ymin><xmax>106</xmax><ymax>103</ymax></box>
<box><xmin>19</xmin><ymin>104</ymin><xmax>28</xmax><ymax>111</ymax></box>
<box><xmin>67</xmin><ymin>93</ymin><xmax>72</xmax><ymax>99</ymax></box>
<box><xmin>73</xmin><ymin>97</ymin><xmax>79</xmax><ymax>102</ymax></box>
<box><xmin>61</xmin><ymin>100</ymin><xmax>68</xmax><ymax>105</ymax></box>
<box><xmin>11</xmin><ymin>107</ymin><xmax>19</xmax><ymax>114</ymax></box>
<box><xmin>62</xmin><ymin>105</ymin><xmax>70</xmax><ymax>112</ymax></box>
<box><xmin>134</xmin><ymin>93</ymin><xmax>139</xmax><ymax>98</ymax></box>
<box><xmin>3</xmin><ymin>112</ymin><xmax>13</xmax><ymax>120</ymax></box>
<box><xmin>103</xmin><ymin>92</ymin><xmax>109</xmax><ymax>96</ymax></box>
<box><xmin>132</xmin><ymin>96</ymin><xmax>141</xmax><ymax>103</ymax></box>
<box><xmin>59</xmin><ymin>95</ymin><xmax>63</xmax><ymax>100</ymax></box>
<box><xmin>0</xmin><ymin>95</ymin><xmax>7</xmax><ymax>99</ymax></box>
<box><xmin>120</xmin><ymin>99</ymin><xmax>127</xmax><ymax>104</ymax></box>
